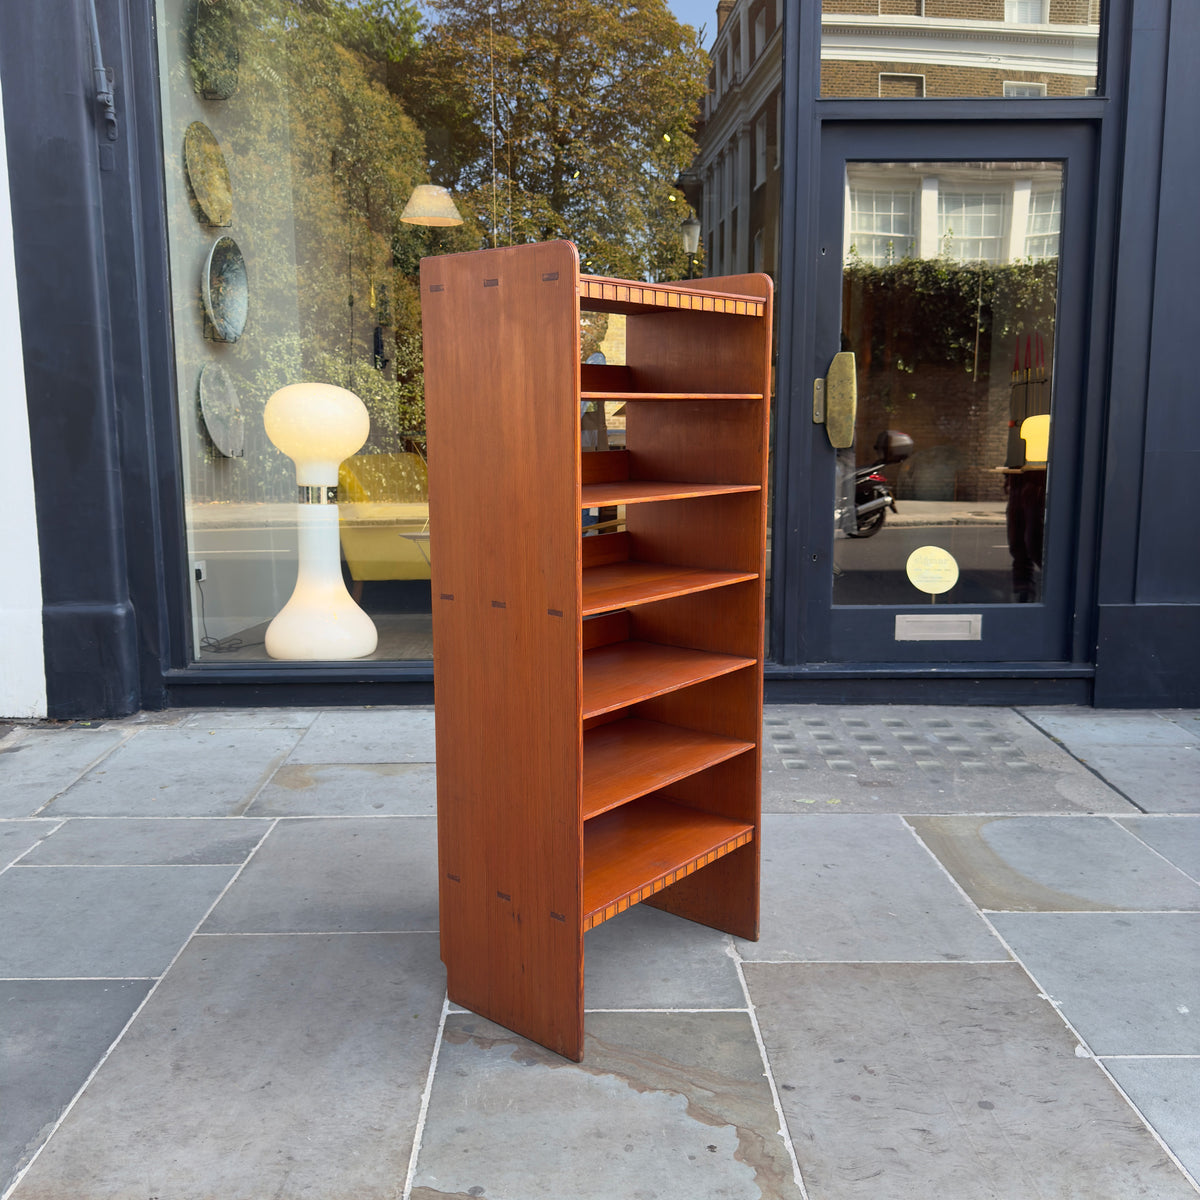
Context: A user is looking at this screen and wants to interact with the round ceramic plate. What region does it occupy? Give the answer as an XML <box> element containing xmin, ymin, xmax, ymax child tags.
<box><xmin>198</xmin><ymin>362</ymin><xmax>244</xmax><ymax>457</ymax></box>
<box><xmin>183</xmin><ymin>121</ymin><xmax>232</xmax><ymax>226</ymax></box>
<box><xmin>190</xmin><ymin>0</ymin><xmax>239</xmax><ymax>100</ymax></box>
<box><xmin>202</xmin><ymin>235</ymin><xmax>248</xmax><ymax>342</ymax></box>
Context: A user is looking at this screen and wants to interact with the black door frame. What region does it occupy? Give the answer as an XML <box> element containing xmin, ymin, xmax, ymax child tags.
<box><xmin>807</xmin><ymin>122</ymin><xmax>1096</xmax><ymax>666</ymax></box>
<box><xmin>765</xmin><ymin>0</ymin><xmax>1131</xmax><ymax>702</ymax></box>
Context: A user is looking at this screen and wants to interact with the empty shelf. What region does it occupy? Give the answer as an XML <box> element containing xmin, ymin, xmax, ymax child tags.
<box><xmin>582</xmin><ymin>716</ymin><xmax>754</xmax><ymax>820</ymax></box>
<box><xmin>583</xmin><ymin>641</ymin><xmax>755</xmax><ymax>719</ymax></box>
<box><xmin>581</xmin><ymin>480</ymin><xmax>760</xmax><ymax>508</ymax></box>
<box><xmin>583</xmin><ymin>795</ymin><xmax>755</xmax><ymax>930</ymax></box>
<box><xmin>582</xmin><ymin>561</ymin><xmax>757</xmax><ymax>616</ymax></box>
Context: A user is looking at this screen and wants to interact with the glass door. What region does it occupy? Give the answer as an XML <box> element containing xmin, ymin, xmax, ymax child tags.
<box><xmin>803</xmin><ymin>124</ymin><xmax>1095</xmax><ymax>664</ymax></box>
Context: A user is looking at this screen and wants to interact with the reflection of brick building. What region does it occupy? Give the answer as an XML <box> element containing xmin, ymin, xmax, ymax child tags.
<box><xmin>694</xmin><ymin>0</ymin><xmax>783</xmax><ymax>278</ymax></box>
<box><xmin>822</xmin><ymin>0</ymin><xmax>1101</xmax><ymax>97</ymax></box>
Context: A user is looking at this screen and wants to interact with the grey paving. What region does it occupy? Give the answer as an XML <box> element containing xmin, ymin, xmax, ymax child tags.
<box><xmin>0</xmin><ymin>821</ymin><xmax>56</xmax><ymax>869</ymax></box>
<box><xmin>738</xmin><ymin>813</ymin><xmax>1004</xmax><ymax>962</ymax></box>
<box><xmin>746</xmin><ymin>961</ymin><xmax>1197</xmax><ymax>1200</ymax></box>
<box><xmin>180</xmin><ymin>707</ymin><xmax>322</xmax><ymax>729</ymax></box>
<box><xmin>287</xmin><ymin>708</ymin><xmax>436</xmax><ymax>763</ymax></box>
<box><xmin>0</xmin><ymin>864</ymin><xmax>236</xmax><ymax>979</ymax></box>
<box><xmin>19</xmin><ymin>817</ymin><xmax>271</xmax><ymax>865</ymax></box>
<box><xmin>1105</xmin><ymin>1058</ymin><xmax>1200</xmax><ymax>1183</ymax></box>
<box><xmin>583</xmin><ymin>903</ymin><xmax>744</xmax><ymax>1010</ymax></box>
<box><xmin>411</xmin><ymin>1011</ymin><xmax>802</xmax><ymax>1200</ymax></box>
<box><xmin>9</xmin><ymin>933</ymin><xmax>444</xmax><ymax>1200</ymax></box>
<box><xmin>0</xmin><ymin>728</ymin><xmax>126</xmax><ymax>817</ymax></box>
<box><xmin>43</xmin><ymin>727</ymin><xmax>302</xmax><ymax>817</ymax></box>
<box><xmin>990</xmin><ymin>912</ymin><xmax>1200</xmax><ymax>1054</ymax></box>
<box><xmin>248</xmin><ymin>761</ymin><xmax>436</xmax><ymax>815</ymax></box>
<box><xmin>907</xmin><ymin>815</ymin><xmax>1200</xmax><ymax>911</ymax></box>
<box><xmin>3</xmin><ymin>704</ymin><xmax>1199</xmax><ymax>1200</ymax></box>
<box><xmin>1119</xmin><ymin>815</ymin><xmax>1200</xmax><ymax>879</ymax></box>
<box><xmin>0</xmin><ymin>979</ymin><xmax>152</xmax><ymax>1195</ymax></box>
<box><xmin>202</xmin><ymin>816</ymin><xmax>439</xmax><ymax>933</ymax></box>
<box><xmin>761</xmin><ymin>705</ymin><xmax>1132</xmax><ymax>813</ymax></box>
<box><xmin>1022</xmin><ymin>707</ymin><xmax>1200</xmax><ymax>812</ymax></box>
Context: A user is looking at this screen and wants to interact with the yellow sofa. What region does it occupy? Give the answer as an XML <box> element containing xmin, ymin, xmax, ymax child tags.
<box><xmin>338</xmin><ymin>452</ymin><xmax>431</xmax><ymax>595</ymax></box>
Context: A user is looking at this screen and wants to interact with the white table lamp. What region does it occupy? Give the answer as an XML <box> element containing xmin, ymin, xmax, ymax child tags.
<box><xmin>263</xmin><ymin>382</ymin><xmax>378</xmax><ymax>660</ymax></box>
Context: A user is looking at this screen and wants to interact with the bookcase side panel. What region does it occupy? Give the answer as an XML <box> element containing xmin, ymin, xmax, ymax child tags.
<box><xmin>422</xmin><ymin>241</ymin><xmax>585</xmax><ymax>1059</ymax></box>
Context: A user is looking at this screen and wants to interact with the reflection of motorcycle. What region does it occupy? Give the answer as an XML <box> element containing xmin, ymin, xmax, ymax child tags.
<box><xmin>847</xmin><ymin>430</ymin><xmax>913</xmax><ymax>539</ymax></box>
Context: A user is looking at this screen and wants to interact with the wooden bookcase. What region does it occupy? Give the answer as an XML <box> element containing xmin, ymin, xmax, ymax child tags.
<box><xmin>421</xmin><ymin>241</ymin><xmax>772</xmax><ymax>1061</ymax></box>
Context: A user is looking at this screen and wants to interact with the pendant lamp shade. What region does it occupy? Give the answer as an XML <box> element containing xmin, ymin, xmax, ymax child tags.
<box><xmin>401</xmin><ymin>184</ymin><xmax>464</xmax><ymax>227</ymax></box>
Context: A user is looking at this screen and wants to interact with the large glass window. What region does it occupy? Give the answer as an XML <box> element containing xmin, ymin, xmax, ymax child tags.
<box><xmin>834</xmin><ymin>161</ymin><xmax>1062</xmax><ymax>607</ymax></box>
<box><xmin>156</xmin><ymin>0</ymin><xmax>711</xmax><ymax>663</ymax></box>
<box><xmin>821</xmin><ymin>0</ymin><xmax>1103</xmax><ymax>98</ymax></box>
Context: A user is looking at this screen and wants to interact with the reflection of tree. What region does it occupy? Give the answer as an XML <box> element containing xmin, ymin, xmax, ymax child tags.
<box><xmin>409</xmin><ymin>0</ymin><xmax>708</xmax><ymax>280</ymax></box>
<box><xmin>842</xmin><ymin>256</ymin><xmax>1057</xmax><ymax>376</ymax></box>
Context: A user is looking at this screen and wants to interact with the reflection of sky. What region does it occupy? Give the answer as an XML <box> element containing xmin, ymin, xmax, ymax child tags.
<box><xmin>668</xmin><ymin>0</ymin><xmax>717</xmax><ymax>48</ymax></box>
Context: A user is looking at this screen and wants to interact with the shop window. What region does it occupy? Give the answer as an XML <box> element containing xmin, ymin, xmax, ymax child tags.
<box><xmin>154</xmin><ymin>0</ymin><xmax>710</xmax><ymax>663</ymax></box>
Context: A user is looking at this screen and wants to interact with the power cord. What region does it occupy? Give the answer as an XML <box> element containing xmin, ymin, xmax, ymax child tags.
<box><xmin>195</xmin><ymin>575</ymin><xmax>263</xmax><ymax>654</ymax></box>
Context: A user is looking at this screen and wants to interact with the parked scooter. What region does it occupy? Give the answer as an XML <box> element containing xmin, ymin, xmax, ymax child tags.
<box><xmin>846</xmin><ymin>430</ymin><xmax>913</xmax><ymax>538</ymax></box>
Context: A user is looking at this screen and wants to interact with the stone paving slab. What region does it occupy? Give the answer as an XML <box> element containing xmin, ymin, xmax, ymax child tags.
<box><xmin>907</xmin><ymin>815</ymin><xmax>1200</xmax><ymax>911</ymax></box>
<box><xmin>583</xmin><ymin>904</ymin><xmax>744</xmax><ymax>1011</ymax></box>
<box><xmin>990</xmin><ymin>912</ymin><xmax>1200</xmax><ymax>1055</ymax></box>
<box><xmin>738</xmin><ymin>814</ymin><xmax>1004</xmax><ymax>963</ymax></box>
<box><xmin>286</xmin><ymin>708</ymin><xmax>436</xmax><ymax>764</ymax></box>
<box><xmin>19</xmin><ymin>818</ymin><xmax>271</xmax><ymax>865</ymax></box>
<box><xmin>1105</xmin><ymin>1058</ymin><xmax>1200</xmax><ymax>1184</ymax></box>
<box><xmin>0</xmin><ymin>864</ymin><xmax>237</xmax><ymax>979</ymax></box>
<box><xmin>411</xmin><ymin>1011</ymin><xmax>802</xmax><ymax>1200</ymax></box>
<box><xmin>1022</xmin><ymin>708</ymin><xmax>1199</xmax><ymax>747</ymax></box>
<box><xmin>0</xmin><ymin>729</ymin><xmax>127</xmax><ymax>818</ymax></box>
<box><xmin>180</xmin><ymin>708</ymin><xmax>322</xmax><ymax>730</ymax></box>
<box><xmin>247</xmin><ymin>761</ymin><xmax>436</xmax><ymax>816</ymax></box>
<box><xmin>0</xmin><ymin>821</ymin><xmax>57</xmax><ymax>870</ymax></box>
<box><xmin>745</xmin><ymin>961</ymin><xmax>1198</xmax><ymax>1200</ymax></box>
<box><xmin>43</xmin><ymin>728</ymin><xmax>302</xmax><ymax>817</ymax></box>
<box><xmin>0</xmin><ymin>979</ymin><xmax>152</xmax><ymax>1195</ymax></box>
<box><xmin>1118</xmin><ymin>815</ymin><xmax>1200</xmax><ymax>879</ymax></box>
<box><xmin>1064</xmin><ymin>745</ymin><xmax>1200</xmax><ymax>813</ymax></box>
<box><xmin>760</xmin><ymin>706</ymin><xmax>1132</xmax><ymax>813</ymax></box>
<box><xmin>201</xmin><ymin>817</ymin><xmax>438</xmax><ymax>934</ymax></box>
<box><xmin>7</xmin><ymin>933</ymin><xmax>444</xmax><ymax>1200</ymax></box>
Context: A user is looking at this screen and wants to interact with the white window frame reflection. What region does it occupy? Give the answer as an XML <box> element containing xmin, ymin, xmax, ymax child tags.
<box><xmin>938</xmin><ymin>190</ymin><xmax>1010</xmax><ymax>263</ymax></box>
<box><xmin>847</xmin><ymin>186</ymin><xmax>917</xmax><ymax>264</ymax></box>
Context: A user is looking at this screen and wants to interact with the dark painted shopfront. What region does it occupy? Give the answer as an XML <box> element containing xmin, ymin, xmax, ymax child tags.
<box><xmin>1</xmin><ymin>0</ymin><xmax>1197</xmax><ymax>718</ymax></box>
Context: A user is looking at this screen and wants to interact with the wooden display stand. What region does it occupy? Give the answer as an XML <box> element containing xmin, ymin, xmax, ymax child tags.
<box><xmin>421</xmin><ymin>241</ymin><xmax>772</xmax><ymax>1061</ymax></box>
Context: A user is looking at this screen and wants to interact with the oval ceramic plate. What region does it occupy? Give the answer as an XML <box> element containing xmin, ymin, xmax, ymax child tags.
<box><xmin>183</xmin><ymin>121</ymin><xmax>232</xmax><ymax>226</ymax></box>
<box><xmin>198</xmin><ymin>362</ymin><xmax>244</xmax><ymax>457</ymax></box>
<box><xmin>190</xmin><ymin>0</ymin><xmax>239</xmax><ymax>100</ymax></box>
<box><xmin>202</xmin><ymin>236</ymin><xmax>248</xmax><ymax>342</ymax></box>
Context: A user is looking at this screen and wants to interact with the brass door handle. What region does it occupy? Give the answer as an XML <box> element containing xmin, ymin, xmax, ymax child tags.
<box><xmin>814</xmin><ymin>351</ymin><xmax>857</xmax><ymax>449</ymax></box>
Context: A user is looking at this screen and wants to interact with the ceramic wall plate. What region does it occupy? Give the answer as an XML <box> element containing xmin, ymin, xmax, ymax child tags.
<box><xmin>183</xmin><ymin>121</ymin><xmax>232</xmax><ymax>226</ymax></box>
<box><xmin>202</xmin><ymin>235</ymin><xmax>248</xmax><ymax>342</ymax></box>
<box><xmin>190</xmin><ymin>0</ymin><xmax>239</xmax><ymax>100</ymax></box>
<box><xmin>198</xmin><ymin>362</ymin><xmax>244</xmax><ymax>457</ymax></box>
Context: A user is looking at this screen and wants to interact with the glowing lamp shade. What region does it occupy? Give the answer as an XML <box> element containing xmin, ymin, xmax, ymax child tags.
<box><xmin>400</xmin><ymin>184</ymin><xmax>463</xmax><ymax>227</ymax></box>
<box><xmin>263</xmin><ymin>382</ymin><xmax>378</xmax><ymax>660</ymax></box>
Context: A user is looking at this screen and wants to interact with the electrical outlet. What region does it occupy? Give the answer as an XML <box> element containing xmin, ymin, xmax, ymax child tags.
<box><xmin>193</xmin><ymin>560</ymin><xmax>207</xmax><ymax>583</ymax></box>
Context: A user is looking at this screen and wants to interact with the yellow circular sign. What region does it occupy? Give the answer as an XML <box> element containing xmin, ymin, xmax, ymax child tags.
<box><xmin>906</xmin><ymin>546</ymin><xmax>959</xmax><ymax>595</ymax></box>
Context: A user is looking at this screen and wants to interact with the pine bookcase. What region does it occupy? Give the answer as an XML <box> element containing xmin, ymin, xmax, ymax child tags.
<box><xmin>421</xmin><ymin>240</ymin><xmax>772</xmax><ymax>1060</ymax></box>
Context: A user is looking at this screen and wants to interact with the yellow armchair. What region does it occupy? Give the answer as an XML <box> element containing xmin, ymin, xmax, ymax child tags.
<box><xmin>338</xmin><ymin>452</ymin><xmax>431</xmax><ymax>595</ymax></box>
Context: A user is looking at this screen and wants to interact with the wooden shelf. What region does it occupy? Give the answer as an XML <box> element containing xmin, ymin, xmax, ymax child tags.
<box><xmin>582</xmin><ymin>561</ymin><xmax>757</xmax><ymax>616</ymax></box>
<box><xmin>423</xmin><ymin>241</ymin><xmax>771</xmax><ymax>1060</ymax></box>
<box><xmin>583</xmin><ymin>641</ymin><xmax>755</xmax><ymax>719</ymax></box>
<box><xmin>583</xmin><ymin>795</ymin><xmax>755</xmax><ymax>930</ymax></box>
<box><xmin>581</xmin><ymin>480</ymin><xmax>760</xmax><ymax>508</ymax></box>
<box><xmin>579</xmin><ymin>274</ymin><xmax>766</xmax><ymax>318</ymax></box>
<box><xmin>580</xmin><ymin>391</ymin><xmax>764</xmax><ymax>402</ymax></box>
<box><xmin>582</xmin><ymin>717</ymin><xmax>754</xmax><ymax>820</ymax></box>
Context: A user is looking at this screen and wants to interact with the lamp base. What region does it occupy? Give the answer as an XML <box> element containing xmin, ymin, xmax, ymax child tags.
<box><xmin>265</xmin><ymin>587</ymin><xmax>378</xmax><ymax>660</ymax></box>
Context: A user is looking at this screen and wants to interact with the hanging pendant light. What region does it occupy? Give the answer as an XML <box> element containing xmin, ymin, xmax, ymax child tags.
<box><xmin>401</xmin><ymin>184</ymin><xmax>463</xmax><ymax>227</ymax></box>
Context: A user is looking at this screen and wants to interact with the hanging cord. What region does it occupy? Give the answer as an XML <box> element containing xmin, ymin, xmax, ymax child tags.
<box><xmin>195</xmin><ymin>577</ymin><xmax>262</xmax><ymax>654</ymax></box>
<box><xmin>489</xmin><ymin>6</ymin><xmax>499</xmax><ymax>247</ymax></box>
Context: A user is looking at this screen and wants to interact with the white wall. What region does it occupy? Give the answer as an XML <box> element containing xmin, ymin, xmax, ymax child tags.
<box><xmin>0</xmin><ymin>69</ymin><xmax>47</xmax><ymax>717</ymax></box>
